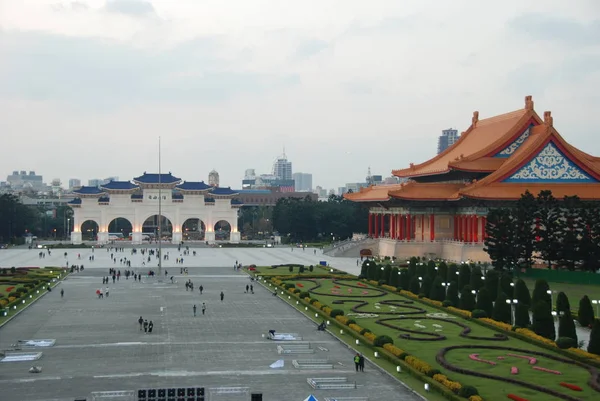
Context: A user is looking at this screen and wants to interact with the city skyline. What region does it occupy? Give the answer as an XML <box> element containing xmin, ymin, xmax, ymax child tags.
<box><xmin>1</xmin><ymin>1</ymin><xmax>598</xmax><ymax>189</ymax></box>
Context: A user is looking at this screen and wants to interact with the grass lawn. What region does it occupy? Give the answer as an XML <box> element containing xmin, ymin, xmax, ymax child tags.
<box><xmin>283</xmin><ymin>277</ymin><xmax>600</xmax><ymax>401</ymax></box>
<box><xmin>520</xmin><ymin>277</ymin><xmax>600</xmax><ymax>314</ymax></box>
<box><xmin>249</xmin><ymin>265</ymin><xmax>333</xmax><ymax>277</ymax></box>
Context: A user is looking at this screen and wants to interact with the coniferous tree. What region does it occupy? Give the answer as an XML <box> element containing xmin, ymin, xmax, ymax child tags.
<box><xmin>531</xmin><ymin>279</ymin><xmax>551</xmax><ymax>307</ymax></box>
<box><xmin>579</xmin><ymin>203</ymin><xmax>600</xmax><ymax>272</ymax></box>
<box><xmin>458</xmin><ymin>264</ymin><xmax>471</xmax><ymax>291</ymax></box>
<box><xmin>399</xmin><ymin>269</ymin><xmax>411</xmax><ymax>290</ymax></box>
<box><xmin>476</xmin><ymin>287</ymin><xmax>494</xmax><ymax>318</ymax></box>
<box><xmin>578</xmin><ymin>295</ymin><xmax>596</xmax><ymax>327</ymax></box>
<box><xmin>448</xmin><ymin>263</ymin><xmax>459</xmax><ymax>283</ymax></box>
<box><xmin>429</xmin><ymin>276</ymin><xmax>446</xmax><ymax>302</ymax></box>
<box><xmin>532</xmin><ymin>300</ymin><xmax>556</xmax><ymax>341</ymax></box>
<box><xmin>492</xmin><ymin>291</ymin><xmax>512</xmax><ymax>324</ymax></box>
<box><xmin>535</xmin><ymin>190</ymin><xmax>561</xmax><ymax>269</ymax></box>
<box><xmin>555</xmin><ymin>292</ymin><xmax>571</xmax><ymax>315</ymax></box>
<box><xmin>460</xmin><ymin>285</ymin><xmax>476</xmax><ymax>311</ymax></box>
<box><xmin>438</xmin><ymin>261</ymin><xmax>448</xmax><ymax>282</ymax></box>
<box><xmin>514</xmin><ymin>279</ymin><xmax>531</xmax><ymax>306</ymax></box>
<box><xmin>389</xmin><ymin>267</ymin><xmax>400</xmax><ymax>288</ymax></box>
<box><xmin>588</xmin><ymin>319</ymin><xmax>600</xmax><ymax>355</ymax></box>
<box><xmin>367</xmin><ymin>262</ymin><xmax>378</xmax><ymax>281</ymax></box>
<box><xmin>445</xmin><ymin>281</ymin><xmax>460</xmax><ymax>307</ymax></box>
<box><xmin>499</xmin><ymin>273</ymin><xmax>514</xmax><ymax>298</ymax></box>
<box><xmin>484</xmin><ymin>269</ymin><xmax>500</xmax><ymax>300</ymax></box>
<box><xmin>408</xmin><ymin>257</ymin><xmax>418</xmax><ymax>278</ymax></box>
<box><xmin>515</xmin><ymin>302</ymin><xmax>531</xmax><ymax>328</ymax></box>
<box><xmin>417</xmin><ymin>262</ymin><xmax>428</xmax><ymax>280</ymax></box>
<box><xmin>381</xmin><ymin>265</ymin><xmax>392</xmax><ymax>284</ymax></box>
<box><xmin>409</xmin><ymin>276</ymin><xmax>420</xmax><ymax>295</ymax></box>
<box><xmin>470</xmin><ymin>265</ymin><xmax>484</xmax><ymax>291</ymax></box>
<box><xmin>426</xmin><ymin>260</ymin><xmax>438</xmax><ymax>278</ymax></box>
<box><xmin>421</xmin><ymin>275</ymin><xmax>433</xmax><ymax>297</ymax></box>
<box><xmin>515</xmin><ymin>191</ymin><xmax>537</xmax><ymax>269</ymax></box>
<box><xmin>556</xmin><ymin>196</ymin><xmax>584</xmax><ymax>271</ymax></box>
<box><xmin>360</xmin><ymin>260</ymin><xmax>370</xmax><ymax>278</ymax></box>
<box><xmin>484</xmin><ymin>208</ymin><xmax>519</xmax><ymax>270</ymax></box>
<box><xmin>558</xmin><ymin>310</ymin><xmax>578</xmax><ymax>343</ymax></box>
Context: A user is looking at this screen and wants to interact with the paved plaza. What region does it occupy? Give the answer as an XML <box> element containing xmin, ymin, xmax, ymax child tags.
<box><xmin>0</xmin><ymin>246</ymin><xmax>421</xmax><ymax>401</ymax></box>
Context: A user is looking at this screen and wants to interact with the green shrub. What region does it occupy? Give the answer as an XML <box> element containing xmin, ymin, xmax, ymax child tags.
<box><xmin>373</xmin><ymin>335</ymin><xmax>394</xmax><ymax>347</ymax></box>
<box><xmin>442</xmin><ymin>300</ymin><xmax>453</xmax><ymax>307</ymax></box>
<box><xmin>8</xmin><ymin>291</ymin><xmax>20</xmax><ymax>298</ymax></box>
<box><xmin>458</xmin><ymin>385</ymin><xmax>479</xmax><ymax>398</ymax></box>
<box><xmin>555</xmin><ymin>336</ymin><xmax>577</xmax><ymax>349</ymax></box>
<box><xmin>587</xmin><ymin>319</ymin><xmax>600</xmax><ymax>355</ymax></box>
<box><xmin>310</xmin><ymin>298</ymin><xmax>319</xmax><ymax>305</ymax></box>
<box><xmin>578</xmin><ymin>295</ymin><xmax>595</xmax><ymax>327</ymax></box>
<box><xmin>330</xmin><ymin>309</ymin><xmax>344</xmax><ymax>318</ymax></box>
<box><xmin>532</xmin><ymin>300</ymin><xmax>556</xmax><ymax>341</ymax></box>
<box><xmin>309</xmin><ymin>265</ymin><xmax>314</xmax><ymax>272</ymax></box>
<box><xmin>299</xmin><ymin>291</ymin><xmax>309</xmax><ymax>299</ymax></box>
<box><xmin>398</xmin><ymin>352</ymin><xmax>410</xmax><ymax>360</ymax></box>
<box><xmin>426</xmin><ymin>368</ymin><xmax>441</xmax><ymax>378</ymax></box>
<box><xmin>471</xmin><ymin>309</ymin><xmax>487</xmax><ymax>318</ymax></box>
<box><xmin>360</xmin><ymin>328</ymin><xmax>371</xmax><ymax>335</ymax></box>
<box><xmin>15</xmin><ymin>287</ymin><xmax>27</xmax><ymax>294</ymax></box>
<box><xmin>299</xmin><ymin>266</ymin><xmax>305</xmax><ymax>273</ymax></box>
<box><xmin>346</xmin><ymin>319</ymin><xmax>356</xmax><ymax>326</ymax></box>
<box><xmin>10</xmin><ymin>266</ymin><xmax>16</xmax><ymax>273</ymax></box>
<box><xmin>289</xmin><ymin>266</ymin><xmax>294</xmax><ymax>272</ymax></box>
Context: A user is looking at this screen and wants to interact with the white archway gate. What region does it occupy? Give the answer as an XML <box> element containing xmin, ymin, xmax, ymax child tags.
<box><xmin>68</xmin><ymin>174</ymin><xmax>241</xmax><ymax>245</ymax></box>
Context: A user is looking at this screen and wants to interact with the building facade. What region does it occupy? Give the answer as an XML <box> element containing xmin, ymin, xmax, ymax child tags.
<box><xmin>273</xmin><ymin>154</ymin><xmax>292</xmax><ymax>180</ymax></box>
<box><xmin>292</xmin><ymin>172</ymin><xmax>313</xmax><ymax>192</ymax></box>
<box><xmin>208</xmin><ymin>170</ymin><xmax>220</xmax><ymax>187</ymax></box>
<box><xmin>437</xmin><ymin>128</ymin><xmax>459</xmax><ymax>154</ymax></box>
<box><xmin>345</xmin><ymin>96</ymin><xmax>600</xmax><ymax>261</ymax></box>
<box><xmin>68</xmin><ymin>173</ymin><xmax>242</xmax><ymax>245</ymax></box>
<box><xmin>68</xmin><ymin>179</ymin><xmax>81</xmax><ymax>190</ymax></box>
<box><xmin>6</xmin><ymin>170</ymin><xmax>45</xmax><ymax>191</ymax></box>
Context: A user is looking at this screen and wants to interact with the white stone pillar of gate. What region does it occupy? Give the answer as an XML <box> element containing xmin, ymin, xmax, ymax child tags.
<box><xmin>172</xmin><ymin>225</ymin><xmax>183</xmax><ymax>244</ymax></box>
<box><xmin>131</xmin><ymin>232</ymin><xmax>143</xmax><ymax>245</ymax></box>
<box><xmin>97</xmin><ymin>232</ymin><xmax>109</xmax><ymax>244</ymax></box>
<box><xmin>230</xmin><ymin>231</ymin><xmax>241</xmax><ymax>243</ymax></box>
<box><xmin>205</xmin><ymin>231</ymin><xmax>216</xmax><ymax>244</ymax></box>
<box><xmin>71</xmin><ymin>231</ymin><xmax>82</xmax><ymax>245</ymax></box>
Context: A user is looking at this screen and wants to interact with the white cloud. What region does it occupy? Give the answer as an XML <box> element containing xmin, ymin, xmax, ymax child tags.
<box><xmin>0</xmin><ymin>0</ymin><xmax>599</xmax><ymax>189</ymax></box>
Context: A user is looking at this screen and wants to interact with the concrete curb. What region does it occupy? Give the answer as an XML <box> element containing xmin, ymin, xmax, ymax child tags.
<box><xmin>0</xmin><ymin>273</ymin><xmax>66</xmax><ymax>330</ymax></box>
<box><xmin>250</xmin><ymin>272</ymin><xmax>428</xmax><ymax>401</ymax></box>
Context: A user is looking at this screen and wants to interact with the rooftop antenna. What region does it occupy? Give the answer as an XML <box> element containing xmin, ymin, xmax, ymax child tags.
<box><xmin>158</xmin><ymin>136</ymin><xmax>162</xmax><ymax>279</ymax></box>
<box><xmin>366</xmin><ymin>166</ymin><xmax>373</xmax><ymax>185</ymax></box>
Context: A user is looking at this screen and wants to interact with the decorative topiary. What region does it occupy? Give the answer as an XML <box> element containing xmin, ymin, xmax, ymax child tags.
<box><xmin>555</xmin><ymin>292</ymin><xmax>571</xmax><ymax>315</ymax></box>
<box><xmin>458</xmin><ymin>264</ymin><xmax>471</xmax><ymax>291</ymax></box>
<box><xmin>514</xmin><ymin>279</ymin><xmax>531</xmax><ymax>307</ymax></box>
<box><xmin>360</xmin><ymin>328</ymin><xmax>371</xmax><ymax>335</ymax></box>
<box><xmin>308</xmin><ymin>265</ymin><xmax>314</xmax><ymax>272</ymax></box>
<box><xmin>409</xmin><ymin>276</ymin><xmax>420</xmax><ymax>295</ymax></box>
<box><xmin>346</xmin><ymin>319</ymin><xmax>356</xmax><ymax>326</ymax></box>
<box><xmin>458</xmin><ymin>385</ymin><xmax>479</xmax><ymax>398</ymax></box>
<box><xmin>299</xmin><ymin>291</ymin><xmax>310</xmax><ymax>299</ymax></box>
<box><xmin>299</xmin><ymin>266</ymin><xmax>305</xmax><ymax>273</ymax></box>
<box><xmin>330</xmin><ymin>309</ymin><xmax>344</xmax><ymax>318</ymax></box>
<box><xmin>587</xmin><ymin>318</ymin><xmax>600</xmax><ymax>355</ymax></box>
<box><xmin>531</xmin><ymin>300</ymin><xmax>555</xmax><ymax>341</ymax></box>
<box><xmin>445</xmin><ymin>281</ymin><xmax>459</xmax><ymax>307</ymax></box>
<box><xmin>492</xmin><ymin>291</ymin><xmax>512</xmax><ymax>324</ymax></box>
<box><xmin>399</xmin><ymin>269</ymin><xmax>410</xmax><ymax>290</ymax></box>
<box><xmin>373</xmin><ymin>335</ymin><xmax>394</xmax><ymax>347</ymax></box>
<box><xmin>558</xmin><ymin>310</ymin><xmax>577</xmax><ymax>344</ymax></box>
<box><xmin>555</xmin><ymin>336</ymin><xmax>577</xmax><ymax>349</ymax></box>
<box><xmin>531</xmin><ymin>279</ymin><xmax>551</xmax><ymax>307</ymax></box>
<box><xmin>469</xmin><ymin>265</ymin><xmax>484</xmax><ymax>291</ymax></box>
<box><xmin>289</xmin><ymin>266</ymin><xmax>294</xmax><ymax>272</ymax></box>
<box><xmin>459</xmin><ymin>285</ymin><xmax>476</xmax><ymax>311</ymax></box>
<box><xmin>514</xmin><ymin>303</ymin><xmax>530</xmax><ymax>328</ymax></box>
<box><xmin>442</xmin><ymin>300</ymin><xmax>453</xmax><ymax>307</ymax></box>
<box><xmin>421</xmin><ymin>275</ymin><xmax>433</xmax><ymax>298</ymax></box>
<box><xmin>429</xmin><ymin>276</ymin><xmax>446</xmax><ymax>302</ymax></box>
<box><xmin>471</xmin><ymin>309</ymin><xmax>487</xmax><ymax>318</ymax></box>
<box><xmin>484</xmin><ymin>269</ymin><xmax>500</xmax><ymax>300</ymax></box>
<box><xmin>578</xmin><ymin>295</ymin><xmax>595</xmax><ymax>328</ymax></box>
<box><xmin>476</xmin><ymin>287</ymin><xmax>493</xmax><ymax>318</ymax></box>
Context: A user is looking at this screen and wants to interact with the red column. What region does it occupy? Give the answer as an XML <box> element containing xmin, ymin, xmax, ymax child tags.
<box><xmin>462</xmin><ymin>215</ymin><xmax>467</xmax><ymax>242</ymax></box>
<box><xmin>421</xmin><ymin>215</ymin><xmax>425</xmax><ymax>241</ymax></box>
<box><xmin>380</xmin><ymin>214</ymin><xmax>385</xmax><ymax>238</ymax></box>
<box><xmin>406</xmin><ymin>214</ymin><xmax>411</xmax><ymax>241</ymax></box>
<box><xmin>430</xmin><ymin>214</ymin><xmax>435</xmax><ymax>241</ymax></box>
<box><xmin>368</xmin><ymin>213</ymin><xmax>372</xmax><ymax>237</ymax></box>
<box><xmin>399</xmin><ymin>215</ymin><xmax>404</xmax><ymax>240</ymax></box>
<box><xmin>453</xmin><ymin>215</ymin><xmax>457</xmax><ymax>240</ymax></box>
<box><xmin>473</xmin><ymin>215</ymin><xmax>478</xmax><ymax>242</ymax></box>
<box><xmin>482</xmin><ymin>216</ymin><xmax>487</xmax><ymax>239</ymax></box>
<box><xmin>374</xmin><ymin>214</ymin><xmax>379</xmax><ymax>238</ymax></box>
<box><xmin>390</xmin><ymin>215</ymin><xmax>395</xmax><ymax>239</ymax></box>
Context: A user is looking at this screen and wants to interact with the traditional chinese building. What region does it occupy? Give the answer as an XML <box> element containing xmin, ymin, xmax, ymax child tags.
<box><xmin>345</xmin><ymin>96</ymin><xmax>600</xmax><ymax>261</ymax></box>
<box><xmin>68</xmin><ymin>173</ymin><xmax>242</xmax><ymax>245</ymax></box>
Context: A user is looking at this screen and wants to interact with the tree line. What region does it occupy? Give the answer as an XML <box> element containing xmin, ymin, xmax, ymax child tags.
<box><xmin>361</xmin><ymin>257</ymin><xmax>600</xmax><ymax>355</ymax></box>
<box><xmin>484</xmin><ymin>190</ymin><xmax>600</xmax><ymax>272</ymax></box>
<box><xmin>272</xmin><ymin>194</ymin><xmax>368</xmax><ymax>242</ymax></box>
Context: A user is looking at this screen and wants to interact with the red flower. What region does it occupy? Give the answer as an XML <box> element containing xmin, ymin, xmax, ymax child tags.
<box><xmin>507</xmin><ymin>394</ymin><xmax>529</xmax><ymax>401</ymax></box>
<box><xmin>559</xmin><ymin>382</ymin><xmax>582</xmax><ymax>391</ymax></box>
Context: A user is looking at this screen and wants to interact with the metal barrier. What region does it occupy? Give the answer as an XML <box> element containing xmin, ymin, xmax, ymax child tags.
<box><xmin>292</xmin><ymin>359</ymin><xmax>334</xmax><ymax>369</ymax></box>
<box><xmin>277</xmin><ymin>344</ymin><xmax>314</xmax><ymax>354</ymax></box>
<box><xmin>307</xmin><ymin>377</ymin><xmax>357</xmax><ymax>390</ymax></box>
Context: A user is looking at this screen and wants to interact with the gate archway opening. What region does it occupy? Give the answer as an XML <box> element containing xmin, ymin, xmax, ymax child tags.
<box><xmin>80</xmin><ymin>220</ymin><xmax>99</xmax><ymax>241</ymax></box>
<box><xmin>182</xmin><ymin>218</ymin><xmax>206</xmax><ymax>240</ymax></box>
<box><xmin>214</xmin><ymin>220</ymin><xmax>231</xmax><ymax>241</ymax></box>
<box><xmin>142</xmin><ymin>215</ymin><xmax>173</xmax><ymax>240</ymax></box>
<box><xmin>108</xmin><ymin>218</ymin><xmax>133</xmax><ymax>238</ymax></box>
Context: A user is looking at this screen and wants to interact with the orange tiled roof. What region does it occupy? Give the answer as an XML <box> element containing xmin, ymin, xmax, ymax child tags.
<box><xmin>388</xmin><ymin>182</ymin><xmax>465</xmax><ymax>201</ymax></box>
<box><xmin>343</xmin><ymin>184</ymin><xmax>404</xmax><ymax>202</ymax></box>
<box><xmin>448</xmin><ymin>157</ymin><xmax>507</xmax><ymax>172</ymax></box>
<box><xmin>393</xmin><ymin>96</ymin><xmax>542</xmax><ymax>178</ymax></box>
<box><xmin>459</xmin><ymin>183</ymin><xmax>600</xmax><ymax>200</ymax></box>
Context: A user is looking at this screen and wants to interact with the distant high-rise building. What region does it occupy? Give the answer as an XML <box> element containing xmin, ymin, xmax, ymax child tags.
<box><xmin>88</xmin><ymin>179</ymin><xmax>103</xmax><ymax>187</ymax></box>
<box><xmin>104</xmin><ymin>176</ymin><xmax>119</xmax><ymax>183</ymax></box>
<box><xmin>292</xmin><ymin>172</ymin><xmax>312</xmax><ymax>192</ymax></box>
<box><xmin>68</xmin><ymin>179</ymin><xmax>81</xmax><ymax>189</ymax></box>
<box><xmin>437</xmin><ymin>128</ymin><xmax>459</xmax><ymax>154</ymax></box>
<box><xmin>273</xmin><ymin>149</ymin><xmax>292</xmax><ymax>180</ymax></box>
<box><xmin>6</xmin><ymin>170</ymin><xmax>44</xmax><ymax>191</ymax></box>
<box><xmin>244</xmin><ymin>169</ymin><xmax>256</xmax><ymax>179</ymax></box>
<box><xmin>208</xmin><ymin>170</ymin><xmax>220</xmax><ymax>187</ymax></box>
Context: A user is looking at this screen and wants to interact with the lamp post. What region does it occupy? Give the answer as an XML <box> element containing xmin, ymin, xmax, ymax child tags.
<box><xmin>506</xmin><ymin>299</ymin><xmax>519</xmax><ymax>326</ymax></box>
<box><xmin>418</xmin><ymin>276</ymin><xmax>423</xmax><ymax>290</ymax></box>
<box><xmin>442</xmin><ymin>282</ymin><xmax>449</xmax><ymax>296</ymax></box>
<box><xmin>471</xmin><ymin>289</ymin><xmax>478</xmax><ymax>303</ymax></box>
<box><xmin>547</xmin><ymin>290</ymin><xmax>555</xmax><ymax>309</ymax></box>
<box><xmin>592</xmin><ymin>300</ymin><xmax>600</xmax><ymax>317</ymax></box>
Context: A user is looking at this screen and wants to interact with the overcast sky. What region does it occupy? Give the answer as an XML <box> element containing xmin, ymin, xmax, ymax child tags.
<box><xmin>1</xmin><ymin>0</ymin><xmax>599</xmax><ymax>189</ymax></box>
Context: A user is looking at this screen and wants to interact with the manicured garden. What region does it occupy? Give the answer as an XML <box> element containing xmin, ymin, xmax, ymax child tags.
<box><xmin>249</xmin><ymin>263</ymin><xmax>600</xmax><ymax>401</ymax></box>
<box><xmin>0</xmin><ymin>266</ymin><xmax>66</xmax><ymax>324</ymax></box>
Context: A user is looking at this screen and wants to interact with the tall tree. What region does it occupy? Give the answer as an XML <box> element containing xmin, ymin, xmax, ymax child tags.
<box><xmin>514</xmin><ymin>279</ymin><xmax>531</xmax><ymax>307</ymax></box>
<box><xmin>469</xmin><ymin>265</ymin><xmax>484</xmax><ymax>291</ymax></box>
<box><xmin>578</xmin><ymin>296</ymin><xmax>596</xmax><ymax>327</ymax></box>
<box><xmin>458</xmin><ymin>264</ymin><xmax>471</xmax><ymax>291</ymax></box>
<box><xmin>555</xmin><ymin>292</ymin><xmax>571</xmax><ymax>315</ymax></box>
<box><xmin>556</xmin><ymin>196</ymin><xmax>584</xmax><ymax>271</ymax></box>
<box><xmin>429</xmin><ymin>276</ymin><xmax>446</xmax><ymax>302</ymax></box>
<box><xmin>535</xmin><ymin>190</ymin><xmax>561</xmax><ymax>269</ymax></box>
<box><xmin>514</xmin><ymin>191</ymin><xmax>537</xmax><ymax>269</ymax></box>
<box><xmin>484</xmin><ymin>269</ymin><xmax>500</xmax><ymax>300</ymax></box>
<box><xmin>579</xmin><ymin>203</ymin><xmax>600</xmax><ymax>272</ymax></box>
<box><xmin>445</xmin><ymin>281</ymin><xmax>460</xmax><ymax>307</ymax></box>
<box><xmin>558</xmin><ymin>311</ymin><xmax>578</xmax><ymax>344</ymax></box>
<box><xmin>476</xmin><ymin>287</ymin><xmax>494</xmax><ymax>318</ymax></box>
<box><xmin>531</xmin><ymin>279</ymin><xmax>552</xmax><ymax>308</ymax></box>
<box><xmin>484</xmin><ymin>208</ymin><xmax>518</xmax><ymax>270</ymax></box>
<box><xmin>459</xmin><ymin>285</ymin><xmax>476</xmax><ymax>311</ymax></box>
<box><xmin>588</xmin><ymin>319</ymin><xmax>600</xmax><ymax>355</ymax></box>
<box><xmin>531</xmin><ymin>300</ymin><xmax>556</xmax><ymax>341</ymax></box>
<box><xmin>492</xmin><ymin>291</ymin><xmax>512</xmax><ymax>324</ymax></box>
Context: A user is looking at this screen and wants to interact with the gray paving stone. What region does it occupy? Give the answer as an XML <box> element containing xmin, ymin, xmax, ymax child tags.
<box><xmin>0</xmin><ymin>247</ymin><xmax>421</xmax><ymax>401</ymax></box>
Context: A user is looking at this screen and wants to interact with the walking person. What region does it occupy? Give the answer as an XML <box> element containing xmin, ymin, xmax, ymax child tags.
<box><xmin>245</xmin><ymin>284</ymin><xmax>249</xmax><ymax>293</ymax></box>
<box><xmin>148</xmin><ymin>321</ymin><xmax>154</xmax><ymax>333</ymax></box>
<box><xmin>250</xmin><ymin>284</ymin><xmax>254</xmax><ymax>294</ymax></box>
<box><xmin>202</xmin><ymin>303</ymin><xmax>206</xmax><ymax>315</ymax></box>
<box><xmin>60</xmin><ymin>288</ymin><xmax>64</xmax><ymax>298</ymax></box>
<box><xmin>143</xmin><ymin>320</ymin><xmax>149</xmax><ymax>333</ymax></box>
<box><xmin>220</xmin><ymin>291</ymin><xmax>224</xmax><ymax>302</ymax></box>
<box><xmin>138</xmin><ymin>316</ymin><xmax>144</xmax><ymax>331</ymax></box>
<box><xmin>193</xmin><ymin>305</ymin><xmax>197</xmax><ymax>317</ymax></box>
<box><xmin>354</xmin><ymin>353</ymin><xmax>360</xmax><ymax>372</ymax></box>
<box><xmin>199</xmin><ymin>285</ymin><xmax>203</xmax><ymax>295</ymax></box>
<box><xmin>359</xmin><ymin>354</ymin><xmax>365</xmax><ymax>372</ymax></box>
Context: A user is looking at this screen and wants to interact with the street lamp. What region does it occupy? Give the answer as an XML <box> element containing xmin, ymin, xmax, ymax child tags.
<box><xmin>547</xmin><ymin>290</ymin><xmax>556</xmax><ymax>309</ymax></box>
<box><xmin>506</xmin><ymin>299</ymin><xmax>519</xmax><ymax>326</ymax></box>
<box><xmin>442</xmin><ymin>282</ymin><xmax>449</xmax><ymax>295</ymax></box>
<box><xmin>592</xmin><ymin>300</ymin><xmax>600</xmax><ymax>317</ymax></box>
<box><xmin>418</xmin><ymin>276</ymin><xmax>423</xmax><ymax>290</ymax></box>
<box><xmin>471</xmin><ymin>289</ymin><xmax>478</xmax><ymax>303</ymax></box>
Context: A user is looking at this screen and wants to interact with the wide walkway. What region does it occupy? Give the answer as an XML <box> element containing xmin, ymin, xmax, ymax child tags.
<box><xmin>0</xmin><ymin>247</ymin><xmax>420</xmax><ymax>401</ymax></box>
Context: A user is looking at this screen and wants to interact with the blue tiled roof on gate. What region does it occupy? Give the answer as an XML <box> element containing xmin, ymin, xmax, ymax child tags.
<box><xmin>210</xmin><ymin>187</ymin><xmax>238</xmax><ymax>196</ymax></box>
<box><xmin>68</xmin><ymin>198</ymin><xmax>82</xmax><ymax>205</ymax></box>
<box><xmin>172</xmin><ymin>193</ymin><xmax>184</xmax><ymax>199</ymax></box>
<box><xmin>231</xmin><ymin>199</ymin><xmax>244</xmax><ymax>205</ymax></box>
<box><xmin>133</xmin><ymin>172</ymin><xmax>181</xmax><ymax>184</ymax></box>
<box><xmin>73</xmin><ymin>186</ymin><xmax>104</xmax><ymax>195</ymax></box>
<box><xmin>101</xmin><ymin>181</ymin><xmax>139</xmax><ymax>190</ymax></box>
<box><xmin>131</xmin><ymin>194</ymin><xmax>143</xmax><ymax>199</ymax></box>
<box><xmin>204</xmin><ymin>197</ymin><xmax>215</xmax><ymax>203</ymax></box>
<box><xmin>98</xmin><ymin>196</ymin><xmax>110</xmax><ymax>203</ymax></box>
<box><xmin>176</xmin><ymin>181</ymin><xmax>212</xmax><ymax>191</ymax></box>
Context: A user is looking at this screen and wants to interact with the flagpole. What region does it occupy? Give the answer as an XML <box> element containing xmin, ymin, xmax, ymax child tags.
<box><xmin>158</xmin><ymin>136</ymin><xmax>162</xmax><ymax>278</ymax></box>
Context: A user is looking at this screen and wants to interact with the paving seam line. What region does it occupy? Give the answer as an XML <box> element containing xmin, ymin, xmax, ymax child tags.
<box><xmin>250</xmin><ymin>271</ymin><xmax>427</xmax><ymax>401</ymax></box>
